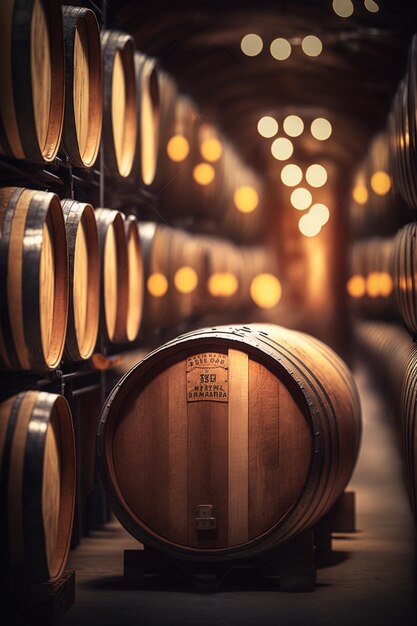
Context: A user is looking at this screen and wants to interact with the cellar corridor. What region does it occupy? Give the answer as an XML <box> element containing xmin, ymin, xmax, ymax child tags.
<box><xmin>58</xmin><ymin>359</ymin><xmax>417</xmax><ymax>626</ymax></box>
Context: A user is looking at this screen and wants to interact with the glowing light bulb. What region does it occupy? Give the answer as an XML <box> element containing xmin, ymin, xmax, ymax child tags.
<box><xmin>257</xmin><ymin>116</ymin><xmax>278</xmax><ymax>138</ymax></box>
<box><xmin>352</xmin><ymin>184</ymin><xmax>368</xmax><ymax>204</ymax></box>
<box><xmin>283</xmin><ymin>115</ymin><xmax>304</xmax><ymax>137</ymax></box>
<box><xmin>233</xmin><ymin>186</ymin><xmax>259</xmax><ymax>213</ymax></box>
<box><xmin>301</xmin><ymin>35</ymin><xmax>323</xmax><ymax>57</ymax></box>
<box><xmin>147</xmin><ymin>273</ymin><xmax>168</xmax><ymax>297</ymax></box>
<box><xmin>250</xmin><ymin>274</ymin><xmax>282</xmax><ymax>308</ymax></box>
<box><xmin>291</xmin><ymin>187</ymin><xmax>312</xmax><ymax>210</ymax></box>
<box><xmin>200</xmin><ymin>138</ymin><xmax>223</xmax><ymax>162</ymax></box>
<box><xmin>241</xmin><ymin>34</ymin><xmax>263</xmax><ymax>56</ymax></box>
<box><xmin>370</xmin><ymin>171</ymin><xmax>391</xmax><ymax>195</ymax></box>
<box><xmin>166</xmin><ymin>135</ymin><xmax>190</xmax><ymax>162</ymax></box>
<box><xmin>193</xmin><ymin>163</ymin><xmax>215</xmax><ymax>185</ymax></box>
<box><xmin>332</xmin><ymin>0</ymin><xmax>354</xmax><ymax>18</ymax></box>
<box><xmin>306</xmin><ymin>164</ymin><xmax>327</xmax><ymax>188</ymax></box>
<box><xmin>281</xmin><ymin>164</ymin><xmax>303</xmax><ymax>187</ymax></box>
<box><xmin>311</xmin><ymin>118</ymin><xmax>332</xmax><ymax>141</ymax></box>
<box><xmin>271</xmin><ymin>137</ymin><xmax>293</xmax><ymax>160</ymax></box>
<box><xmin>347</xmin><ymin>275</ymin><xmax>366</xmax><ymax>298</ymax></box>
<box><xmin>270</xmin><ymin>38</ymin><xmax>292</xmax><ymax>60</ymax></box>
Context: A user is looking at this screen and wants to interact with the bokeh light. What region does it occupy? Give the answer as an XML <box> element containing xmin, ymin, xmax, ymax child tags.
<box><xmin>241</xmin><ymin>34</ymin><xmax>263</xmax><ymax>56</ymax></box>
<box><xmin>347</xmin><ymin>275</ymin><xmax>366</xmax><ymax>298</ymax></box>
<box><xmin>311</xmin><ymin>117</ymin><xmax>332</xmax><ymax>141</ymax></box>
<box><xmin>147</xmin><ymin>273</ymin><xmax>168</xmax><ymax>297</ymax></box>
<box><xmin>301</xmin><ymin>35</ymin><xmax>323</xmax><ymax>57</ymax></box>
<box><xmin>257</xmin><ymin>116</ymin><xmax>278</xmax><ymax>138</ymax></box>
<box><xmin>281</xmin><ymin>163</ymin><xmax>303</xmax><ymax>187</ymax></box>
<box><xmin>233</xmin><ymin>186</ymin><xmax>259</xmax><ymax>213</ymax></box>
<box><xmin>250</xmin><ymin>273</ymin><xmax>282</xmax><ymax>308</ymax></box>
<box><xmin>167</xmin><ymin>135</ymin><xmax>190</xmax><ymax>162</ymax></box>
<box><xmin>270</xmin><ymin>38</ymin><xmax>292</xmax><ymax>60</ymax></box>
<box><xmin>208</xmin><ymin>272</ymin><xmax>239</xmax><ymax>297</ymax></box>
<box><xmin>271</xmin><ymin>137</ymin><xmax>294</xmax><ymax>160</ymax></box>
<box><xmin>352</xmin><ymin>184</ymin><xmax>369</xmax><ymax>204</ymax></box>
<box><xmin>200</xmin><ymin>138</ymin><xmax>223</xmax><ymax>162</ymax></box>
<box><xmin>174</xmin><ymin>266</ymin><xmax>198</xmax><ymax>294</ymax></box>
<box><xmin>193</xmin><ymin>163</ymin><xmax>215</xmax><ymax>185</ymax></box>
<box><xmin>306</xmin><ymin>164</ymin><xmax>328</xmax><ymax>187</ymax></box>
<box><xmin>283</xmin><ymin>115</ymin><xmax>304</xmax><ymax>137</ymax></box>
<box><xmin>332</xmin><ymin>0</ymin><xmax>354</xmax><ymax>18</ymax></box>
<box><xmin>291</xmin><ymin>187</ymin><xmax>312</xmax><ymax>210</ymax></box>
<box><xmin>370</xmin><ymin>171</ymin><xmax>391</xmax><ymax>195</ymax></box>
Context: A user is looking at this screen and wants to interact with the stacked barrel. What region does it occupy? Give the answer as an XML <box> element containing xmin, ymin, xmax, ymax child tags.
<box><xmin>349</xmin><ymin>32</ymin><xmax>417</xmax><ymax>522</ymax></box>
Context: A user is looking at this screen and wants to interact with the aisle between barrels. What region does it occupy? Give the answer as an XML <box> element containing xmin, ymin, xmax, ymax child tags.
<box><xmin>60</xmin><ymin>360</ymin><xmax>417</xmax><ymax>626</ymax></box>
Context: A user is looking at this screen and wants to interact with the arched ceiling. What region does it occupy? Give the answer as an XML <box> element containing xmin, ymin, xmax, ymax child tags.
<box><xmin>107</xmin><ymin>0</ymin><xmax>417</xmax><ymax>178</ymax></box>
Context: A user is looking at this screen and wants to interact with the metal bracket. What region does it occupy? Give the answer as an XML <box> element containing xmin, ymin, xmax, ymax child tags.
<box><xmin>196</xmin><ymin>505</ymin><xmax>216</xmax><ymax>530</ymax></box>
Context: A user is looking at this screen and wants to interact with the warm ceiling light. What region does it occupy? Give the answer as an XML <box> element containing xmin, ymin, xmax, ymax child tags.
<box><xmin>193</xmin><ymin>163</ymin><xmax>215</xmax><ymax>185</ymax></box>
<box><xmin>332</xmin><ymin>0</ymin><xmax>354</xmax><ymax>18</ymax></box>
<box><xmin>270</xmin><ymin>38</ymin><xmax>292</xmax><ymax>60</ymax></box>
<box><xmin>147</xmin><ymin>272</ymin><xmax>168</xmax><ymax>297</ymax></box>
<box><xmin>298</xmin><ymin>213</ymin><xmax>322</xmax><ymax>237</ymax></box>
<box><xmin>301</xmin><ymin>35</ymin><xmax>323</xmax><ymax>57</ymax></box>
<box><xmin>291</xmin><ymin>187</ymin><xmax>312</xmax><ymax>210</ymax></box>
<box><xmin>200</xmin><ymin>137</ymin><xmax>223</xmax><ymax>162</ymax></box>
<box><xmin>283</xmin><ymin>115</ymin><xmax>304</xmax><ymax>137</ymax></box>
<box><xmin>370</xmin><ymin>171</ymin><xmax>391</xmax><ymax>195</ymax></box>
<box><xmin>241</xmin><ymin>33</ymin><xmax>263</xmax><ymax>56</ymax></box>
<box><xmin>306</xmin><ymin>164</ymin><xmax>328</xmax><ymax>187</ymax></box>
<box><xmin>257</xmin><ymin>116</ymin><xmax>278</xmax><ymax>138</ymax></box>
<box><xmin>352</xmin><ymin>184</ymin><xmax>368</xmax><ymax>204</ymax></box>
<box><xmin>346</xmin><ymin>275</ymin><xmax>366</xmax><ymax>298</ymax></box>
<box><xmin>166</xmin><ymin>135</ymin><xmax>190</xmax><ymax>162</ymax></box>
<box><xmin>207</xmin><ymin>272</ymin><xmax>239</xmax><ymax>297</ymax></box>
<box><xmin>271</xmin><ymin>137</ymin><xmax>293</xmax><ymax>160</ymax></box>
<box><xmin>233</xmin><ymin>186</ymin><xmax>259</xmax><ymax>213</ymax></box>
<box><xmin>309</xmin><ymin>203</ymin><xmax>330</xmax><ymax>225</ymax></box>
<box><xmin>250</xmin><ymin>273</ymin><xmax>282</xmax><ymax>308</ymax></box>
<box><xmin>174</xmin><ymin>266</ymin><xmax>198</xmax><ymax>294</ymax></box>
<box><xmin>310</xmin><ymin>117</ymin><xmax>332</xmax><ymax>141</ymax></box>
<box><xmin>281</xmin><ymin>163</ymin><xmax>303</xmax><ymax>186</ymax></box>
<box><xmin>364</xmin><ymin>0</ymin><xmax>379</xmax><ymax>13</ymax></box>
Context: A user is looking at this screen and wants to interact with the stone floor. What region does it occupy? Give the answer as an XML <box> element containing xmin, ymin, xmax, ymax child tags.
<box><xmin>58</xmin><ymin>362</ymin><xmax>417</xmax><ymax>625</ymax></box>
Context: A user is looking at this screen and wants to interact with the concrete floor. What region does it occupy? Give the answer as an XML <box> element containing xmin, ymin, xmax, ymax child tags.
<box><xmin>60</xmin><ymin>362</ymin><xmax>417</xmax><ymax>626</ymax></box>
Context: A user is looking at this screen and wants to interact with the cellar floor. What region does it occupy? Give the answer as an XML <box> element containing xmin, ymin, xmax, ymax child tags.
<box><xmin>60</xmin><ymin>360</ymin><xmax>417</xmax><ymax>626</ymax></box>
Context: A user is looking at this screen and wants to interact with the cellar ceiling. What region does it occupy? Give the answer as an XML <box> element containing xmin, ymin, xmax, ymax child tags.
<box><xmin>107</xmin><ymin>0</ymin><xmax>417</xmax><ymax>176</ymax></box>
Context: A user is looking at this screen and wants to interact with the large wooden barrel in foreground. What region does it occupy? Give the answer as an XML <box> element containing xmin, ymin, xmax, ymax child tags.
<box><xmin>95</xmin><ymin>208</ymin><xmax>128</xmax><ymax>344</ymax></box>
<box><xmin>0</xmin><ymin>187</ymin><xmax>68</xmax><ymax>370</ymax></box>
<box><xmin>0</xmin><ymin>391</ymin><xmax>75</xmax><ymax>582</ymax></box>
<box><xmin>61</xmin><ymin>5</ymin><xmax>103</xmax><ymax>168</ymax></box>
<box><xmin>98</xmin><ymin>324</ymin><xmax>361</xmax><ymax>561</ymax></box>
<box><xmin>101</xmin><ymin>30</ymin><xmax>137</xmax><ymax>178</ymax></box>
<box><xmin>62</xmin><ymin>199</ymin><xmax>100</xmax><ymax>360</ymax></box>
<box><xmin>0</xmin><ymin>0</ymin><xmax>65</xmax><ymax>162</ymax></box>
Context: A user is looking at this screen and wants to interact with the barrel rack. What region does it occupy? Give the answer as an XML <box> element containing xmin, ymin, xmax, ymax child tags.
<box><xmin>0</xmin><ymin>1</ymin><xmax>163</xmax><ymax>623</ymax></box>
<box><xmin>122</xmin><ymin>492</ymin><xmax>356</xmax><ymax>593</ymax></box>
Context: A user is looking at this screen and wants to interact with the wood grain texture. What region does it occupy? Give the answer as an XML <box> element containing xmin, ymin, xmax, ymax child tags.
<box><xmin>228</xmin><ymin>349</ymin><xmax>249</xmax><ymax>546</ymax></box>
<box><xmin>31</xmin><ymin>0</ymin><xmax>51</xmax><ymax>152</ymax></box>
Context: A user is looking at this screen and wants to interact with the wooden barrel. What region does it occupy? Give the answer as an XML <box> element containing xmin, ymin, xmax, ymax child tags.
<box><xmin>97</xmin><ymin>323</ymin><xmax>361</xmax><ymax>561</ymax></box>
<box><xmin>401</xmin><ymin>346</ymin><xmax>417</xmax><ymax>518</ymax></box>
<box><xmin>0</xmin><ymin>391</ymin><xmax>75</xmax><ymax>582</ymax></box>
<box><xmin>394</xmin><ymin>222</ymin><xmax>417</xmax><ymax>335</ymax></box>
<box><xmin>101</xmin><ymin>30</ymin><xmax>137</xmax><ymax>178</ymax></box>
<box><xmin>0</xmin><ymin>0</ymin><xmax>65</xmax><ymax>163</ymax></box>
<box><xmin>61</xmin><ymin>5</ymin><xmax>102</xmax><ymax>168</ymax></box>
<box><xmin>0</xmin><ymin>187</ymin><xmax>68</xmax><ymax>370</ymax></box>
<box><xmin>125</xmin><ymin>215</ymin><xmax>143</xmax><ymax>342</ymax></box>
<box><xmin>95</xmin><ymin>208</ymin><xmax>129</xmax><ymax>344</ymax></box>
<box><xmin>61</xmin><ymin>199</ymin><xmax>100</xmax><ymax>361</ymax></box>
<box><xmin>129</xmin><ymin>54</ymin><xmax>162</xmax><ymax>189</ymax></box>
<box><xmin>139</xmin><ymin>223</ymin><xmax>209</xmax><ymax>332</ymax></box>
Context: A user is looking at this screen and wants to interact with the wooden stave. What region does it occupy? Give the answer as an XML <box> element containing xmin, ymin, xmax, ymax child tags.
<box><xmin>0</xmin><ymin>187</ymin><xmax>69</xmax><ymax>371</ymax></box>
<box><xmin>95</xmin><ymin>208</ymin><xmax>129</xmax><ymax>344</ymax></box>
<box><xmin>0</xmin><ymin>391</ymin><xmax>75</xmax><ymax>582</ymax></box>
<box><xmin>101</xmin><ymin>30</ymin><xmax>137</xmax><ymax>178</ymax></box>
<box><xmin>0</xmin><ymin>0</ymin><xmax>65</xmax><ymax>163</ymax></box>
<box><xmin>61</xmin><ymin>199</ymin><xmax>100</xmax><ymax>361</ymax></box>
<box><xmin>97</xmin><ymin>323</ymin><xmax>361</xmax><ymax>561</ymax></box>
<box><xmin>61</xmin><ymin>5</ymin><xmax>103</xmax><ymax>168</ymax></box>
<box><xmin>124</xmin><ymin>214</ymin><xmax>143</xmax><ymax>342</ymax></box>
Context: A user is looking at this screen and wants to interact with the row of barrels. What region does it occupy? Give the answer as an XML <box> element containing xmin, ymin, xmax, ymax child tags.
<box><xmin>0</xmin><ymin>390</ymin><xmax>75</xmax><ymax>583</ymax></box>
<box><xmin>0</xmin><ymin>186</ymin><xmax>280</xmax><ymax>371</ymax></box>
<box><xmin>0</xmin><ymin>187</ymin><xmax>143</xmax><ymax>370</ymax></box>
<box><xmin>347</xmin><ymin>222</ymin><xmax>417</xmax><ymax>335</ymax></box>
<box><xmin>355</xmin><ymin>321</ymin><xmax>417</xmax><ymax>518</ymax></box>
<box><xmin>0</xmin><ymin>1</ymin><xmax>265</xmax><ymax>242</ymax></box>
<box><xmin>349</xmin><ymin>34</ymin><xmax>417</xmax><ymax>239</ymax></box>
